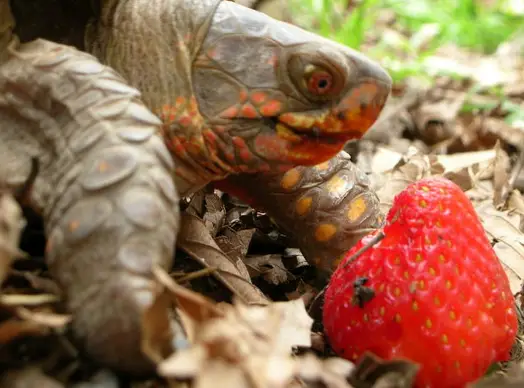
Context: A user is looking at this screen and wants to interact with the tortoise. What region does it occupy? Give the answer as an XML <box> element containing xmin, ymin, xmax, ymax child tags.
<box><xmin>0</xmin><ymin>0</ymin><xmax>392</xmax><ymax>376</ymax></box>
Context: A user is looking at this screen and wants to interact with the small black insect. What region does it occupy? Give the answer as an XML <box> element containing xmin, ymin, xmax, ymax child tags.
<box><xmin>352</xmin><ymin>277</ymin><xmax>375</xmax><ymax>308</ymax></box>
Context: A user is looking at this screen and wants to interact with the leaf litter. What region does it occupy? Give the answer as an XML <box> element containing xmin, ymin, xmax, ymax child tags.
<box><xmin>2</xmin><ymin>1</ymin><xmax>524</xmax><ymax>387</ymax></box>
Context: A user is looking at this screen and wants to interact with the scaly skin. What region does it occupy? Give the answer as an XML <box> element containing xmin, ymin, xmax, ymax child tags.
<box><xmin>213</xmin><ymin>151</ymin><xmax>382</xmax><ymax>273</ymax></box>
<box><xmin>1</xmin><ymin>0</ymin><xmax>391</xmax><ymax>375</ymax></box>
<box><xmin>0</xmin><ymin>36</ymin><xmax>180</xmax><ymax>374</ymax></box>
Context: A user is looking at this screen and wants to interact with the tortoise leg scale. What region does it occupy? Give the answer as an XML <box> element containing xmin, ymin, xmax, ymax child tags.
<box><xmin>0</xmin><ymin>39</ymin><xmax>179</xmax><ymax>375</ymax></box>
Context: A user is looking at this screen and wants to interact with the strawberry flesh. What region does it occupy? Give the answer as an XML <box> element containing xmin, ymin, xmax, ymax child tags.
<box><xmin>323</xmin><ymin>177</ymin><xmax>518</xmax><ymax>388</ymax></box>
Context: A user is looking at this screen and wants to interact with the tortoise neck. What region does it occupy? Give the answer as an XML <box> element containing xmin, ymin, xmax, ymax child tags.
<box><xmin>85</xmin><ymin>0</ymin><xmax>226</xmax><ymax>194</ymax></box>
<box><xmin>86</xmin><ymin>0</ymin><xmax>220</xmax><ymax>109</ymax></box>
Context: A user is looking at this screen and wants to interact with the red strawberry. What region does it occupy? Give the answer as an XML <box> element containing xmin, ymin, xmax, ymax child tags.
<box><xmin>322</xmin><ymin>177</ymin><xmax>517</xmax><ymax>388</ymax></box>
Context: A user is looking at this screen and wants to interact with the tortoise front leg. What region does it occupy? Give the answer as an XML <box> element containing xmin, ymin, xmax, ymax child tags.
<box><xmin>0</xmin><ymin>39</ymin><xmax>180</xmax><ymax>374</ymax></box>
<box><xmin>214</xmin><ymin>151</ymin><xmax>382</xmax><ymax>274</ymax></box>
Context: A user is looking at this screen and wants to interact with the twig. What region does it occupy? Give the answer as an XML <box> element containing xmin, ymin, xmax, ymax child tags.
<box><xmin>508</xmin><ymin>149</ymin><xmax>524</xmax><ymax>193</ymax></box>
<box><xmin>176</xmin><ymin>267</ymin><xmax>218</xmax><ymax>283</ymax></box>
<box><xmin>14</xmin><ymin>157</ymin><xmax>39</xmax><ymax>204</ymax></box>
<box><xmin>341</xmin><ymin>231</ymin><xmax>386</xmax><ymax>269</ymax></box>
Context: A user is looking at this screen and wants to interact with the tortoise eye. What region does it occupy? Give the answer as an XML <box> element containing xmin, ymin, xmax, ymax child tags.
<box><xmin>306</xmin><ymin>70</ymin><xmax>334</xmax><ymax>96</ymax></box>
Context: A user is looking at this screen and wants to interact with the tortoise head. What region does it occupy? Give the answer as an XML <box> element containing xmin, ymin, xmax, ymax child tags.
<box><xmin>190</xmin><ymin>1</ymin><xmax>391</xmax><ymax>172</ymax></box>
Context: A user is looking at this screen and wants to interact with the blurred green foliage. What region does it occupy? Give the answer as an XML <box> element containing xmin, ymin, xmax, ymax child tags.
<box><xmin>288</xmin><ymin>0</ymin><xmax>524</xmax><ymax>82</ymax></box>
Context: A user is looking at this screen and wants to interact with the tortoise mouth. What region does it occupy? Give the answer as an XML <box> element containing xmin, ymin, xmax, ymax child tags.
<box><xmin>275</xmin><ymin>80</ymin><xmax>390</xmax><ymax>144</ymax></box>
<box><xmin>269</xmin><ymin>117</ymin><xmax>355</xmax><ymax>144</ymax></box>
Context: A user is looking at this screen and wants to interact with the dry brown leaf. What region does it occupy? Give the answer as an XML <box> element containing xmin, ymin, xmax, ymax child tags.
<box><xmin>15</xmin><ymin>306</ymin><xmax>71</xmax><ymax>328</ymax></box>
<box><xmin>140</xmin><ymin>289</ymin><xmax>177</xmax><ymax>366</ymax></box>
<box><xmin>437</xmin><ymin>149</ymin><xmax>497</xmax><ymax>174</ymax></box>
<box><xmin>0</xmin><ymin>193</ymin><xmax>26</xmax><ymax>286</ymax></box>
<box><xmin>349</xmin><ymin>353</ymin><xmax>419</xmax><ymax>388</ymax></box>
<box><xmin>0</xmin><ymin>367</ymin><xmax>65</xmax><ymax>388</ymax></box>
<box><xmin>177</xmin><ymin>212</ymin><xmax>268</xmax><ymax>305</ymax></box>
<box><xmin>156</xmin><ymin>271</ymin><xmax>316</xmax><ymax>388</ymax></box>
<box><xmin>469</xmin><ymin>360</ymin><xmax>524</xmax><ymax>387</ymax></box>
<box><xmin>474</xmin><ymin>200</ymin><xmax>524</xmax><ymax>293</ymax></box>
<box><xmin>374</xmin><ymin>149</ymin><xmax>443</xmax><ymax>213</ymax></box>
<box><xmin>294</xmin><ymin>353</ymin><xmax>355</xmax><ymax>388</ymax></box>
<box><xmin>0</xmin><ymin>318</ymin><xmax>48</xmax><ymax>344</ymax></box>
<box><xmin>0</xmin><ymin>293</ymin><xmax>59</xmax><ymax>306</ymax></box>
<box><xmin>203</xmin><ymin>193</ymin><xmax>227</xmax><ymax>237</ymax></box>
<box><xmin>71</xmin><ymin>370</ymin><xmax>120</xmax><ymax>388</ymax></box>
<box><xmin>373</xmin><ymin>147</ymin><xmax>502</xmax><ymax>216</ymax></box>
<box><xmin>244</xmin><ymin>254</ymin><xmax>290</xmax><ymax>285</ymax></box>
<box><xmin>412</xmin><ymin>91</ymin><xmax>467</xmax><ymax>144</ymax></box>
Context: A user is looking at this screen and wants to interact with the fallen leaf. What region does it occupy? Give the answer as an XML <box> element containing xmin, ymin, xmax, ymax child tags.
<box><xmin>0</xmin><ymin>293</ymin><xmax>59</xmax><ymax>306</ymax></box>
<box><xmin>0</xmin><ymin>367</ymin><xmax>65</xmax><ymax>388</ymax></box>
<box><xmin>177</xmin><ymin>212</ymin><xmax>268</xmax><ymax>305</ymax></box>
<box><xmin>244</xmin><ymin>254</ymin><xmax>290</xmax><ymax>285</ymax></box>
<box><xmin>349</xmin><ymin>352</ymin><xmax>419</xmax><ymax>388</ymax></box>
<box><xmin>474</xmin><ymin>200</ymin><xmax>524</xmax><ymax>293</ymax></box>
<box><xmin>0</xmin><ymin>193</ymin><xmax>26</xmax><ymax>286</ymax></box>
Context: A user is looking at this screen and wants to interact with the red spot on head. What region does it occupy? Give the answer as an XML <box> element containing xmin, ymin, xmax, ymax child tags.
<box><xmin>203</xmin><ymin>129</ymin><xmax>217</xmax><ymax>147</ymax></box>
<box><xmin>259</xmin><ymin>100</ymin><xmax>282</xmax><ymax>116</ymax></box>
<box><xmin>239</xmin><ymin>149</ymin><xmax>252</xmax><ymax>162</ymax></box>
<box><xmin>175</xmin><ymin>96</ymin><xmax>186</xmax><ymax>107</ymax></box>
<box><xmin>267</xmin><ymin>54</ymin><xmax>278</xmax><ymax>67</ymax></box>
<box><xmin>240</xmin><ymin>104</ymin><xmax>259</xmax><ymax>119</ymax></box>
<box><xmin>239</xmin><ymin>90</ymin><xmax>248</xmax><ymax>103</ymax></box>
<box><xmin>219</xmin><ymin>105</ymin><xmax>239</xmax><ymax>119</ymax></box>
<box><xmin>253</xmin><ymin>133</ymin><xmax>289</xmax><ymax>160</ymax></box>
<box><xmin>171</xmin><ymin>138</ymin><xmax>186</xmax><ymax>156</ymax></box>
<box><xmin>207</xmin><ymin>48</ymin><xmax>218</xmax><ymax>59</ymax></box>
<box><xmin>250</xmin><ymin>92</ymin><xmax>268</xmax><ymax>105</ymax></box>
<box><xmin>178</xmin><ymin>114</ymin><xmax>192</xmax><ymax>127</ymax></box>
<box><xmin>232</xmin><ymin>136</ymin><xmax>247</xmax><ymax>149</ymax></box>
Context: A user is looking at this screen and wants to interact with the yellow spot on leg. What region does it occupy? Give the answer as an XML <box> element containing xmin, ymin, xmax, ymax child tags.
<box><xmin>98</xmin><ymin>161</ymin><xmax>108</xmax><ymax>172</ymax></box>
<box><xmin>326</xmin><ymin>175</ymin><xmax>349</xmax><ymax>196</ymax></box>
<box><xmin>280</xmin><ymin>168</ymin><xmax>301</xmax><ymax>190</ymax></box>
<box><xmin>315</xmin><ymin>223</ymin><xmax>337</xmax><ymax>242</ymax></box>
<box><xmin>69</xmin><ymin>221</ymin><xmax>79</xmax><ymax>232</ymax></box>
<box><xmin>347</xmin><ymin>196</ymin><xmax>367</xmax><ymax>222</ymax></box>
<box><xmin>315</xmin><ymin>161</ymin><xmax>330</xmax><ymax>171</ymax></box>
<box><xmin>296</xmin><ymin>196</ymin><xmax>313</xmax><ymax>216</ymax></box>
